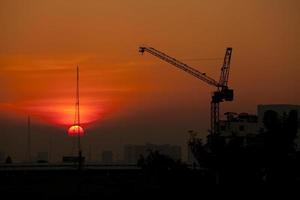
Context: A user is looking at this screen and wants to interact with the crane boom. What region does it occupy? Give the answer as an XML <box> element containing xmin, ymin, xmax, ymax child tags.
<box><xmin>219</xmin><ymin>48</ymin><xmax>232</xmax><ymax>88</ymax></box>
<box><xmin>139</xmin><ymin>46</ymin><xmax>219</xmax><ymax>87</ymax></box>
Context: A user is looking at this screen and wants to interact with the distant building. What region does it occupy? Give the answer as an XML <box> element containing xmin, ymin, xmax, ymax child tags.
<box><xmin>102</xmin><ymin>151</ymin><xmax>113</xmax><ymax>164</ymax></box>
<box><xmin>219</xmin><ymin>112</ymin><xmax>258</xmax><ymax>137</ymax></box>
<box><xmin>0</xmin><ymin>151</ymin><xmax>5</xmax><ymax>162</ymax></box>
<box><xmin>218</xmin><ymin>112</ymin><xmax>258</xmax><ymax>146</ymax></box>
<box><xmin>218</xmin><ymin>104</ymin><xmax>300</xmax><ymax>147</ymax></box>
<box><xmin>124</xmin><ymin>143</ymin><xmax>182</xmax><ymax>164</ymax></box>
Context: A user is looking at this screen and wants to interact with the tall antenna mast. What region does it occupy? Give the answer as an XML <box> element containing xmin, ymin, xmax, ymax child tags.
<box><xmin>75</xmin><ymin>66</ymin><xmax>82</xmax><ymax>169</ymax></box>
<box><xmin>75</xmin><ymin>66</ymin><xmax>81</xmax><ymax>148</ymax></box>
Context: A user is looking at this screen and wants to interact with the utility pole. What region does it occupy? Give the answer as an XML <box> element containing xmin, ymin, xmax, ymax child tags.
<box><xmin>88</xmin><ymin>144</ymin><xmax>92</xmax><ymax>162</ymax></box>
<box><xmin>48</xmin><ymin>134</ymin><xmax>52</xmax><ymax>163</ymax></box>
<box><xmin>27</xmin><ymin>116</ymin><xmax>31</xmax><ymax>163</ymax></box>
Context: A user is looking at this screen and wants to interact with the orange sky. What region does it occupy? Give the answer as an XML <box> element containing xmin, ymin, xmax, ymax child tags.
<box><xmin>0</xmin><ymin>0</ymin><xmax>299</xmax><ymax>160</ymax></box>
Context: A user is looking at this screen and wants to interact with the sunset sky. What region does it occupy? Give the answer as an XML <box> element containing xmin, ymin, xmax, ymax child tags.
<box><xmin>0</xmin><ymin>0</ymin><xmax>299</xmax><ymax>161</ymax></box>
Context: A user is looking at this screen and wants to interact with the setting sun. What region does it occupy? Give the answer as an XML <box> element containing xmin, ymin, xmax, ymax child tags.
<box><xmin>68</xmin><ymin>125</ymin><xmax>84</xmax><ymax>136</ymax></box>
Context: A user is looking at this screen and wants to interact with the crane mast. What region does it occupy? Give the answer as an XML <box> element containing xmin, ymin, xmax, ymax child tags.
<box><xmin>219</xmin><ymin>48</ymin><xmax>232</xmax><ymax>89</ymax></box>
<box><xmin>139</xmin><ymin>45</ymin><xmax>233</xmax><ymax>136</ymax></box>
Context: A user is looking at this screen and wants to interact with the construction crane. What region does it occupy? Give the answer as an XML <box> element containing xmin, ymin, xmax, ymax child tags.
<box><xmin>139</xmin><ymin>45</ymin><xmax>233</xmax><ymax>136</ymax></box>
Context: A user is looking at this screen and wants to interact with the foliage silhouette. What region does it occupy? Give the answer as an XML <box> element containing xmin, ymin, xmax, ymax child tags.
<box><xmin>189</xmin><ymin>110</ymin><xmax>299</xmax><ymax>185</ymax></box>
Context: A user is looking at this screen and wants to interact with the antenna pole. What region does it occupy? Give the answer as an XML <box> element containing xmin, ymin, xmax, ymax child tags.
<box><xmin>76</xmin><ymin>66</ymin><xmax>82</xmax><ymax>170</ymax></box>
<box><xmin>27</xmin><ymin>116</ymin><xmax>31</xmax><ymax>163</ymax></box>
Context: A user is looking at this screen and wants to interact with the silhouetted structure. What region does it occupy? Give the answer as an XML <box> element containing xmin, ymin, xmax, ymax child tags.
<box><xmin>27</xmin><ymin>116</ymin><xmax>32</xmax><ymax>163</ymax></box>
<box><xmin>139</xmin><ymin>46</ymin><xmax>234</xmax><ymax>136</ymax></box>
<box><xmin>5</xmin><ymin>156</ymin><xmax>12</xmax><ymax>164</ymax></box>
<box><xmin>0</xmin><ymin>151</ymin><xmax>5</xmax><ymax>162</ymax></box>
<box><xmin>258</xmin><ymin>104</ymin><xmax>300</xmax><ymax>149</ymax></box>
<box><xmin>0</xmin><ymin>110</ymin><xmax>299</xmax><ymax>199</ymax></box>
<box><xmin>124</xmin><ymin>143</ymin><xmax>181</xmax><ymax>164</ymax></box>
<box><xmin>189</xmin><ymin>108</ymin><xmax>299</xmax><ymax>185</ymax></box>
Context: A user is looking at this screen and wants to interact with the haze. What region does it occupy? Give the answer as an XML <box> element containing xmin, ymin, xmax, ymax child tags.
<box><xmin>0</xmin><ymin>0</ymin><xmax>299</xmax><ymax>161</ymax></box>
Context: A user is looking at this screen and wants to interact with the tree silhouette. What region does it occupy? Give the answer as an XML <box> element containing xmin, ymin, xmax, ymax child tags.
<box><xmin>187</xmin><ymin>109</ymin><xmax>299</xmax><ymax>185</ymax></box>
<box><xmin>262</xmin><ymin>110</ymin><xmax>298</xmax><ymax>183</ymax></box>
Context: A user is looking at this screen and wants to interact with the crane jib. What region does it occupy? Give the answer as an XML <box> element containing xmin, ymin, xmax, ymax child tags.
<box><xmin>140</xmin><ymin>46</ymin><xmax>219</xmax><ymax>87</ymax></box>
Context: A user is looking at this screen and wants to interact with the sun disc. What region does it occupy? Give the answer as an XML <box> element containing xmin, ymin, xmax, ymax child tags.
<box><xmin>68</xmin><ymin>125</ymin><xmax>84</xmax><ymax>136</ymax></box>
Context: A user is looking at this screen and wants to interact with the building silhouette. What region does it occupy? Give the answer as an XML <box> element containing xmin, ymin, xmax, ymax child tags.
<box><xmin>219</xmin><ymin>112</ymin><xmax>258</xmax><ymax>145</ymax></box>
<box><xmin>124</xmin><ymin>143</ymin><xmax>181</xmax><ymax>164</ymax></box>
<box><xmin>217</xmin><ymin>104</ymin><xmax>299</xmax><ymax>147</ymax></box>
<box><xmin>0</xmin><ymin>151</ymin><xmax>5</xmax><ymax>163</ymax></box>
